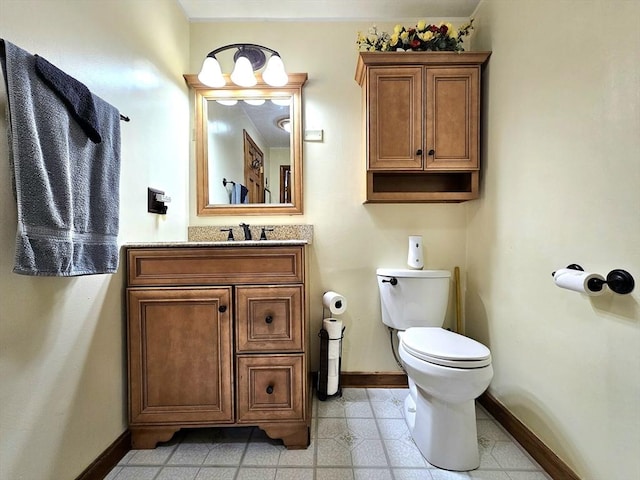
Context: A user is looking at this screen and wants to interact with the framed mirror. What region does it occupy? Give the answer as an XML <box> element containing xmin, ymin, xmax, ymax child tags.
<box><xmin>185</xmin><ymin>73</ymin><xmax>307</xmax><ymax>215</ymax></box>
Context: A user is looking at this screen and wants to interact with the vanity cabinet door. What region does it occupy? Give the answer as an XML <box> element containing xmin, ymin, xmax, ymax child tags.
<box><xmin>128</xmin><ymin>287</ymin><xmax>234</xmax><ymax>425</ymax></box>
<box><xmin>236</xmin><ymin>354</ymin><xmax>305</xmax><ymax>423</ymax></box>
<box><xmin>236</xmin><ymin>285</ymin><xmax>304</xmax><ymax>353</ymax></box>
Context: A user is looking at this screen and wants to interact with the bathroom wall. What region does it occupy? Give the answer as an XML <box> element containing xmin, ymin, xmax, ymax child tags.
<box><xmin>466</xmin><ymin>1</ymin><xmax>640</xmax><ymax>478</ymax></box>
<box><xmin>188</xmin><ymin>20</ymin><xmax>471</xmax><ymax>371</ymax></box>
<box><xmin>0</xmin><ymin>1</ymin><xmax>190</xmax><ymax>479</ymax></box>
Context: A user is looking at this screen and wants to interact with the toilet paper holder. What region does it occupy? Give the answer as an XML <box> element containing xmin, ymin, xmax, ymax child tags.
<box><xmin>552</xmin><ymin>264</ymin><xmax>635</xmax><ymax>295</ymax></box>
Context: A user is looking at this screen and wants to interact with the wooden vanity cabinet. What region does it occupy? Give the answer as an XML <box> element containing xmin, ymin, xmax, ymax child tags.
<box><xmin>126</xmin><ymin>245</ymin><xmax>309</xmax><ymax>450</ymax></box>
<box><xmin>355</xmin><ymin>51</ymin><xmax>491</xmax><ymax>202</ymax></box>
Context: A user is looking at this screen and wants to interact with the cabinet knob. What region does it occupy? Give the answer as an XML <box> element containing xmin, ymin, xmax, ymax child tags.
<box><xmin>416</xmin><ymin>149</ymin><xmax>422</xmax><ymax>156</ymax></box>
<box><xmin>265</xmin><ymin>315</ymin><xmax>273</xmax><ymax>324</ymax></box>
<box><xmin>428</xmin><ymin>149</ymin><xmax>435</xmax><ymax>156</ymax></box>
<box><xmin>266</xmin><ymin>385</ymin><xmax>274</xmax><ymax>394</ymax></box>
<box><xmin>218</xmin><ymin>305</ymin><xmax>227</xmax><ymax>313</ymax></box>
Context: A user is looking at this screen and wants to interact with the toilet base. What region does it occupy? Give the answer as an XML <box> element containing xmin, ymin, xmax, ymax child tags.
<box><xmin>404</xmin><ymin>388</ymin><xmax>480</xmax><ymax>471</ymax></box>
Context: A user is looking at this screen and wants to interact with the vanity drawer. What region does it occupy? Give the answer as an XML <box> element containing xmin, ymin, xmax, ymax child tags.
<box><xmin>127</xmin><ymin>246</ymin><xmax>304</xmax><ymax>286</ymax></box>
<box><xmin>236</xmin><ymin>286</ymin><xmax>304</xmax><ymax>353</ymax></box>
<box><xmin>236</xmin><ymin>354</ymin><xmax>305</xmax><ymax>423</ymax></box>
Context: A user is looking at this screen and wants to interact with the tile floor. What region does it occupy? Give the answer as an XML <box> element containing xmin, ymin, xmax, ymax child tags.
<box><xmin>106</xmin><ymin>388</ymin><xmax>552</xmax><ymax>480</ymax></box>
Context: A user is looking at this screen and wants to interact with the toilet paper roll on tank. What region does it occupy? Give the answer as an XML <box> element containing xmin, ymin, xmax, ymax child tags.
<box><xmin>552</xmin><ymin>268</ymin><xmax>606</xmax><ymax>296</ymax></box>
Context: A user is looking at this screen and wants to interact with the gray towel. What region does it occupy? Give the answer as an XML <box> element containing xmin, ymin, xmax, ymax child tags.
<box><xmin>0</xmin><ymin>39</ymin><xmax>121</xmax><ymax>276</ymax></box>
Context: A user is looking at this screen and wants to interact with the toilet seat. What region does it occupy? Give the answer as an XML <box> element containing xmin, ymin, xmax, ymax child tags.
<box><xmin>401</xmin><ymin>327</ymin><xmax>491</xmax><ymax>368</ymax></box>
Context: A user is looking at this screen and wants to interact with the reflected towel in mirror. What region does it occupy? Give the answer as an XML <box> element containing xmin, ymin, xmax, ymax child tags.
<box><xmin>231</xmin><ymin>183</ymin><xmax>249</xmax><ymax>204</ymax></box>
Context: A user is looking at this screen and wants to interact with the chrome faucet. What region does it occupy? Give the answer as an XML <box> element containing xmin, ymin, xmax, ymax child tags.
<box><xmin>239</xmin><ymin>223</ymin><xmax>252</xmax><ymax>240</ymax></box>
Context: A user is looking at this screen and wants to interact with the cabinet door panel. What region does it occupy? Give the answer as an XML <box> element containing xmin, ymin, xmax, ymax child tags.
<box><xmin>236</xmin><ymin>285</ymin><xmax>304</xmax><ymax>352</ymax></box>
<box><xmin>425</xmin><ymin>67</ymin><xmax>479</xmax><ymax>170</ymax></box>
<box><xmin>368</xmin><ymin>67</ymin><xmax>423</xmax><ymax>170</ymax></box>
<box><xmin>128</xmin><ymin>287</ymin><xmax>234</xmax><ymax>424</ymax></box>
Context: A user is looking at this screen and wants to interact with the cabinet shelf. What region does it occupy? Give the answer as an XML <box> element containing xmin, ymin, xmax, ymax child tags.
<box><xmin>367</xmin><ymin>171</ymin><xmax>478</xmax><ymax>203</ymax></box>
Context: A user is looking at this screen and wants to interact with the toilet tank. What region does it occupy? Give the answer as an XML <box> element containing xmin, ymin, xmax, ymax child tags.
<box><xmin>376</xmin><ymin>268</ymin><xmax>451</xmax><ymax>330</ymax></box>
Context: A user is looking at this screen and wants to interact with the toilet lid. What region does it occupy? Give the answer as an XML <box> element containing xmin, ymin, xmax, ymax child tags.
<box><xmin>401</xmin><ymin>328</ymin><xmax>491</xmax><ymax>368</ymax></box>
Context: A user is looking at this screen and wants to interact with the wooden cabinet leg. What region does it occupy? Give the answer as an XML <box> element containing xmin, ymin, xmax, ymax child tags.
<box><xmin>259</xmin><ymin>424</ymin><xmax>310</xmax><ymax>450</ymax></box>
<box><xmin>130</xmin><ymin>427</ymin><xmax>180</xmax><ymax>449</ymax></box>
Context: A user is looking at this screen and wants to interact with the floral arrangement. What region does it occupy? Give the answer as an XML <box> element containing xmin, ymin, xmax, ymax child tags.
<box><xmin>357</xmin><ymin>19</ymin><xmax>474</xmax><ymax>52</ymax></box>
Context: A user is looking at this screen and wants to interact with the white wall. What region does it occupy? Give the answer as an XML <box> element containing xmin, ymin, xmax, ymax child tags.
<box><xmin>0</xmin><ymin>1</ymin><xmax>190</xmax><ymax>479</ymax></box>
<box><xmin>188</xmin><ymin>20</ymin><xmax>471</xmax><ymax>372</ymax></box>
<box><xmin>467</xmin><ymin>1</ymin><xmax>640</xmax><ymax>478</ymax></box>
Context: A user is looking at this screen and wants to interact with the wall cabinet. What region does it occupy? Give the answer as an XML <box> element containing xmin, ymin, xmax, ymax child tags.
<box><xmin>125</xmin><ymin>245</ymin><xmax>309</xmax><ymax>449</ymax></box>
<box><xmin>355</xmin><ymin>51</ymin><xmax>491</xmax><ymax>202</ymax></box>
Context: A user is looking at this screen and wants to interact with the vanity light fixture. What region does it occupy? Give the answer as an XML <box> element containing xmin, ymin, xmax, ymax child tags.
<box><xmin>198</xmin><ymin>43</ymin><xmax>289</xmax><ymax>88</ymax></box>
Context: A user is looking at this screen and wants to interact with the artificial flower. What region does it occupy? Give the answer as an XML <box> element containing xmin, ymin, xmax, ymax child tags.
<box><xmin>356</xmin><ymin>19</ymin><xmax>474</xmax><ymax>52</ymax></box>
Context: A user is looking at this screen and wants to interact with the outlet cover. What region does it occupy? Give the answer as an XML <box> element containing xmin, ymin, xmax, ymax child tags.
<box><xmin>148</xmin><ymin>187</ymin><xmax>168</xmax><ymax>214</ymax></box>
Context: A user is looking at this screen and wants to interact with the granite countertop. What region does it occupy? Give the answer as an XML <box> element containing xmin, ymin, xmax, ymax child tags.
<box><xmin>188</xmin><ymin>224</ymin><xmax>313</xmax><ymax>244</ymax></box>
<box><xmin>124</xmin><ymin>224</ymin><xmax>313</xmax><ymax>248</ymax></box>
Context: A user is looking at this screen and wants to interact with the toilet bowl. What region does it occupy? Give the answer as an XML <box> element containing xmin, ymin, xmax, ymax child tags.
<box><xmin>376</xmin><ymin>268</ymin><xmax>493</xmax><ymax>471</ymax></box>
<box><xmin>399</xmin><ymin>328</ymin><xmax>493</xmax><ymax>470</ymax></box>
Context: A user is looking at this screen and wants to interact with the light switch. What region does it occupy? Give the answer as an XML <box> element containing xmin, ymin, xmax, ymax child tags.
<box><xmin>304</xmin><ymin>129</ymin><xmax>323</xmax><ymax>142</ymax></box>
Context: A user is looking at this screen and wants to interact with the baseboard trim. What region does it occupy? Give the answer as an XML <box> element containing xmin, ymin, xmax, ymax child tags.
<box><xmin>479</xmin><ymin>392</ymin><xmax>581</xmax><ymax>480</ymax></box>
<box><xmin>339</xmin><ymin>371</ymin><xmax>409</xmax><ymax>388</ymax></box>
<box><xmin>74</xmin><ymin>430</ymin><xmax>130</xmax><ymax>480</ymax></box>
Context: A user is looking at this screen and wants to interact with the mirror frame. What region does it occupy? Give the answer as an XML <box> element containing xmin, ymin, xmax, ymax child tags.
<box><xmin>185</xmin><ymin>73</ymin><xmax>307</xmax><ymax>216</ymax></box>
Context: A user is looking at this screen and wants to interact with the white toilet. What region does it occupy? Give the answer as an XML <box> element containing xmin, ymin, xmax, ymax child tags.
<box><xmin>376</xmin><ymin>268</ymin><xmax>493</xmax><ymax>471</ymax></box>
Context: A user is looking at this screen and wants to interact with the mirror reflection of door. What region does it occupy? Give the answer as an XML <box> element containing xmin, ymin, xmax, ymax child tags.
<box><xmin>243</xmin><ymin>130</ymin><xmax>264</xmax><ymax>203</ymax></box>
<box><xmin>280</xmin><ymin>165</ymin><xmax>291</xmax><ymax>203</ymax></box>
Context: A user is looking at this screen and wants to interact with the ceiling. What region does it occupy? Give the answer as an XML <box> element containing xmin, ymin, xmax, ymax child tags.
<box><xmin>177</xmin><ymin>0</ymin><xmax>480</xmax><ymax>21</ymax></box>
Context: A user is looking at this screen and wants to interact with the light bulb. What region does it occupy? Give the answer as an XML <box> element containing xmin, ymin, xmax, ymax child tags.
<box><xmin>197</xmin><ymin>56</ymin><xmax>225</xmax><ymax>87</ymax></box>
<box><xmin>230</xmin><ymin>56</ymin><xmax>257</xmax><ymax>87</ymax></box>
<box><xmin>244</xmin><ymin>99</ymin><xmax>265</xmax><ymax>106</ymax></box>
<box><xmin>262</xmin><ymin>54</ymin><xmax>288</xmax><ymax>87</ymax></box>
<box><xmin>271</xmin><ymin>97</ymin><xmax>291</xmax><ymax>106</ymax></box>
